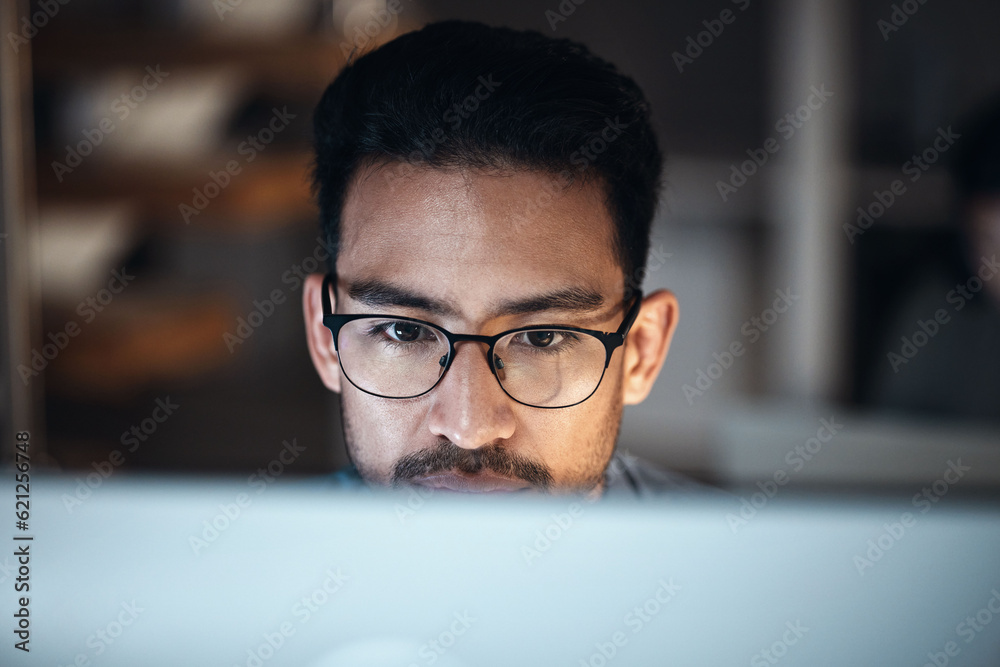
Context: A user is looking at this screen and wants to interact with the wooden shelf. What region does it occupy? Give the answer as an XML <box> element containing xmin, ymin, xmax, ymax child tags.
<box><xmin>44</xmin><ymin>291</ymin><xmax>240</xmax><ymax>400</ymax></box>
<box><xmin>37</xmin><ymin>149</ymin><xmax>317</xmax><ymax>232</ymax></box>
<box><xmin>29</xmin><ymin>18</ymin><xmax>341</xmax><ymax>413</ymax></box>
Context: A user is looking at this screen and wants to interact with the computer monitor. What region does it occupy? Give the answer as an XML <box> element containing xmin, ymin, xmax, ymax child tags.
<box><xmin>4</xmin><ymin>475</ymin><xmax>999</xmax><ymax>666</ymax></box>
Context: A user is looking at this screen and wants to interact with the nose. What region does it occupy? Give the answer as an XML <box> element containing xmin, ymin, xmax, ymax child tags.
<box><xmin>426</xmin><ymin>341</ymin><xmax>516</xmax><ymax>449</ymax></box>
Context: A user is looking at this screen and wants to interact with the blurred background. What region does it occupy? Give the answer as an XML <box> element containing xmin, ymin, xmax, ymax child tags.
<box><xmin>1</xmin><ymin>0</ymin><xmax>998</xmax><ymax>492</ymax></box>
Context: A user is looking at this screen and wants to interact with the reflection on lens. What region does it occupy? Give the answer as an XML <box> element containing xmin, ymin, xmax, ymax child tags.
<box><xmin>337</xmin><ymin>318</ymin><xmax>448</xmax><ymax>398</ymax></box>
<box><xmin>495</xmin><ymin>330</ymin><xmax>606</xmax><ymax>407</ymax></box>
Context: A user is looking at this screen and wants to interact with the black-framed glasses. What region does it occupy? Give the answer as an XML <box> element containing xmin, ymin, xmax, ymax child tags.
<box><xmin>321</xmin><ymin>274</ymin><xmax>642</xmax><ymax>409</ymax></box>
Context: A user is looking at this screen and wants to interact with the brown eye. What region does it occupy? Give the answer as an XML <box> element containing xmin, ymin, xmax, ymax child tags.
<box><xmin>526</xmin><ymin>331</ymin><xmax>555</xmax><ymax>347</ymax></box>
<box><xmin>390</xmin><ymin>322</ymin><xmax>422</xmax><ymax>342</ymax></box>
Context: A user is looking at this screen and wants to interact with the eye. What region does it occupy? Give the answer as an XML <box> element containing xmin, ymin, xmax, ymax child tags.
<box><xmin>384</xmin><ymin>321</ymin><xmax>428</xmax><ymax>342</ymax></box>
<box><xmin>519</xmin><ymin>330</ymin><xmax>562</xmax><ymax>347</ymax></box>
<box><xmin>528</xmin><ymin>331</ymin><xmax>555</xmax><ymax>347</ymax></box>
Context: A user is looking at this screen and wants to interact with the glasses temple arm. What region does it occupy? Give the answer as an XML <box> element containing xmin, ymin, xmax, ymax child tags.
<box><xmin>615</xmin><ymin>291</ymin><xmax>643</xmax><ymax>339</ymax></box>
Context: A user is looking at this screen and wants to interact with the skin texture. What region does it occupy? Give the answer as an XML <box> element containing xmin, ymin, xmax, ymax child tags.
<box><xmin>303</xmin><ymin>162</ymin><xmax>678</xmax><ymax>496</ymax></box>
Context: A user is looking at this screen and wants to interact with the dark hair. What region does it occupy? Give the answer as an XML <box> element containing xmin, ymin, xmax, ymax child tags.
<box><xmin>312</xmin><ymin>20</ymin><xmax>663</xmax><ymax>293</ymax></box>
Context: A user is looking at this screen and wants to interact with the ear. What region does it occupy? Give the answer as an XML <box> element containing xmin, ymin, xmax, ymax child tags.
<box><xmin>303</xmin><ymin>273</ymin><xmax>342</xmax><ymax>393</ymax></box>
<box><xmin>621</xmin><ymin>289</ymin><xmax>678</xmax><ymax>405</ymax></box>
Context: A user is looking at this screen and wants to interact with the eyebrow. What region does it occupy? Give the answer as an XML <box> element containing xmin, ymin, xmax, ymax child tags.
<box><xmin>346</xmin><ymin>279</ymin><xmax>605</xmax><ymax>319</ymax></box>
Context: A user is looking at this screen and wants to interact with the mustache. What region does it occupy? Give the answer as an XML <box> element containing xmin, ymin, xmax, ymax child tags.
<box><xmin>391</xmin><ymin>441</ymin><xmax>553</xmax><ymax>490</ymax></box>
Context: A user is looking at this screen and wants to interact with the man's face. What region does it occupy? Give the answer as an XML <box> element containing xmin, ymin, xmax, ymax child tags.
<box><xmin>304</xmin><ymin>162</ymin><xmax>677</xmax><ymax>495</ymax></box>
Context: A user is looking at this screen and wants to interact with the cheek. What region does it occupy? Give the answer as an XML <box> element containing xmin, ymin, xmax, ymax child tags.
<box><xmin>523</xmin><ymin>369</ymin><xmax>623</xmax><ymax>487</ymax></box>
<box><xmin>341</xmin><ymin>389</ymin><xmax>426</xmax><ymax>480</ymax></box>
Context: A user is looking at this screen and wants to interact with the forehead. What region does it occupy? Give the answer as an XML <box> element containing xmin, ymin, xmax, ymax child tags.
<box><xmin>337</xmin><ymin>162</ymin><xmax>622</xmax><ymax>306</ymax></box>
